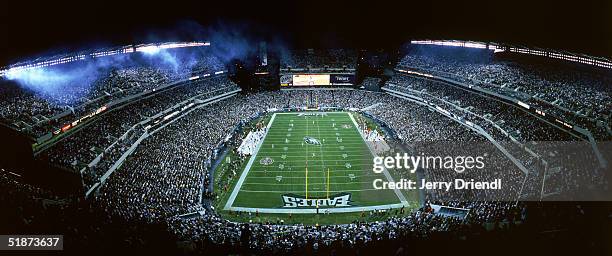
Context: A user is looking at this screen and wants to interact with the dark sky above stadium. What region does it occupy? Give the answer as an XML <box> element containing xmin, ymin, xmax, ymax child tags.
<box><xmin>0</xmin><ymin>0</ymin><xmax>610</xmax><ymax>65</ymax></box>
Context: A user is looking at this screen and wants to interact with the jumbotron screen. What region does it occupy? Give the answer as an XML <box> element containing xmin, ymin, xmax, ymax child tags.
<box><xmin>292</xmin><ymin>74</ymin><xmax>330</xmax><ymax>86</ymax></box>
<box><xmin>281</xmin><ymin>74</ymin><xmax>355</xmax><ymax>86</ymax></box>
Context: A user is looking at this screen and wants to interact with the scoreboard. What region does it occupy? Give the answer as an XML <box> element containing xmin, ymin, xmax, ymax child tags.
<box><xmin>293</xmin><ymin>74</ymin><xmax>330</xmax><ymax>86</ymax></box>
<box><xmin>281</xmin><ymin>74</ymin><xmax>354</xmax><ymax>86</ymax></box>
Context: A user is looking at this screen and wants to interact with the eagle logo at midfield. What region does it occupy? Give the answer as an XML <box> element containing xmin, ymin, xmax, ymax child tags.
<box><xmin>303</xmin><ymin>136</ymin><xmax>322</xmax><ymax>145</ymax></box>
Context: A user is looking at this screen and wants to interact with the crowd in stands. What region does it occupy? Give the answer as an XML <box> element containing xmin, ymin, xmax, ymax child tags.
<box><xmin>2</xmin><ymin>164</ymin><xmax>603</xmax><ymax>254</ymax></box>
<box><xmin>39</xmin><ymin>76</ymin><xmax>240</xmax><ymax>193</ymax></box>
<box><xmin>66</xmin><ymin>88</ymin><xmax>539</xmax><ymax>252</ymax></box>
<box><xmin>68</xmin><ymin>85</ymin><xmax>603</xmax><ymax>216</ymax></box>
<box><xmin>0</xmin><ymin>48</ymin><xmax>226</xmax><ymax>137</ymax></box>
<box><xmin>0</xmin><ymin>83</ymin><xmax>65</xmax><ymax>128</ymax></box>
<box><xmin>398</xmin><ymin>45</ymin><xmax>612</xmax><ymax>125</ymax></box>
<box><xmin>360</xmin><ymin>77</ymin><xmax>382</xmax><ymax>90</ymax></box>
<box><xmin>281</xmin><ymin>49</ymin><xmax>357</xmax><ymax>70</ymax></box>
<box><xmin>385</xmin><ymin>74</ymin><xmax>578</xmax><ymax>142</ymax></box>
<box><xmin>168</xmin><ymin>204</ymin><xmax>482</xmax><ymax>253</ymax></box>
<box><xmin>383</xmin><ymin>73</ymin><xmax>607</xmax><ymax>199</ymax></box>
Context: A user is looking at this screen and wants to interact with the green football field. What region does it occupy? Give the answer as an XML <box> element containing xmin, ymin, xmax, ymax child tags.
<box><xmin>223</xmin><ymin>112</ymin><xmax>410</xmax><ymax>213</ymax></box>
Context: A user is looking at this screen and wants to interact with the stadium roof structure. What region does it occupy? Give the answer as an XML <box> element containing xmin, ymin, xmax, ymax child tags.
<box><xmin>2</xmin><ymin>38</ymin><xmax>611</xmax><ymax>78</ymax></box>
<box><xmin>0</xmin><ymin>41</ymin><xmax>210</xmax><ymax>78</ymax></box>
<box><xmin>411</xmin><ymin>39</ymin><xmax>612</xmax><ymax>69</ymax></box>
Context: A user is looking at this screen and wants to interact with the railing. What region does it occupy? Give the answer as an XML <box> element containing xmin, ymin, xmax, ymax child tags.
<box><xmin>84</xmin><ymin>87</ymin><xmax>241</xmax><ymax>198</ymax></box>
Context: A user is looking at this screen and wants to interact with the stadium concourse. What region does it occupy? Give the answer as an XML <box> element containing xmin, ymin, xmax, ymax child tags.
<box><xmin>0</xmin><ymin>44</ymin><xmax>610</xmax><ymax>254</ymax></box>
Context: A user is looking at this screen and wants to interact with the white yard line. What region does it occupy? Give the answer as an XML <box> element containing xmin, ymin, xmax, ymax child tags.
<box><xmin>223</xmin><ymin>113</ymin><xmax>278</xmax><ymax>210</ymax></box>
<box><xmin>305</xmin><ymin>112</ymin><xmax>309</xmax><ymax>198</ymax></box>
<box><xmin>249</xmin><ymin>156</ymin><xmax>372</xmax><ymax>159</ymax></box>
<box><xmin>315</xmin><ymin>115</ymin><xmax>329</xmax><ymax>198</ymax></box>
<box><xmin>240</xmin><ymin>188</ymin><xmax>390</xmax><ymax>193</ymax></box>
<box><xmin>244</xmin><ymin>181</ymin><xmax>373</xmax><ymax>186</ymax></box>
<box><xmin>249</xmin><ymin>169</ymin><xmax>371</xmax><ymax>173</ymax></box>
<box><xmin>348</xmin><ymin>112</ymin><xmax>409</xmax><ymax>204</ymax></box>
<box><xmin>247</xmin><ymin>174</ymin><xmax>380</xmax><ymax>179</ymax></box>
<box><xmin>230</xmin><ymin>203</ymin><xmax>408</xmax><ymax>214</ymax></box>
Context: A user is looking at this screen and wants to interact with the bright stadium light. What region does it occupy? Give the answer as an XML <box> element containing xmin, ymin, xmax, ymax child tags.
<box><xmin>136</xmin><ymin>45</ymin><xmax>162</xmax><ymax>55</ymax></box>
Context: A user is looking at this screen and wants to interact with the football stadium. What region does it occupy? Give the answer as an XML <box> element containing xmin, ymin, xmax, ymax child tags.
<box><xmin>0</xmin><ymin>1</ymin><xmax>611</xmax><ymax>255</ymax></box>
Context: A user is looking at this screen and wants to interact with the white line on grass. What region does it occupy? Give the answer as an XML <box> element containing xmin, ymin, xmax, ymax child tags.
<box><xmin>230</xmin><ymin>203</ymin><xmax>408</xmax><ymax>214</ymax></box>
<box><xmin>250</xmin><ymin>169</ymin><xmax>368</xmax><ymax>173</ymax></box>
<box><xmin>246</xmin><ymin>174</ymin><xmax>379</xmax><ymax>179</ymax></box>
<box><xmin>223</xmin><ymin>113</ymin><xmax>277</xmax><ymax>210</ymax></box>
<box><xmin>239</xmin><ymin>188</ymin><xmax>388</xmax><ymax>193</ymax></box>
<box><xmin>250</xmin><ymin>156</ymin><xmax>372</xmax><ymax>160</ymax></box>
<box><xmin>243</xmin><ymin>181</ymin><xmax>372</xmax><ymax>186</ymax></box>
<box><xmin>257</xmin><ymin>163</ymin><xmax>369</xmax><ymax>167</ymax></box>
<box><xmin>348</xmin><ymin>112</ymin><xmax>409</xmax><ymax>205</ymax></box>
<box><xmin>257</xmin><ymin>150</ymin><xmax>366</xmax><ymax>153</ymax></box>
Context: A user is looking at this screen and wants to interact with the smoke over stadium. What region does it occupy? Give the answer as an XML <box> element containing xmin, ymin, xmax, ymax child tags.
<box><xmin>0</xmin><ymin>1</ymin><xmax>610</xmax><ymax>255</ymax></box>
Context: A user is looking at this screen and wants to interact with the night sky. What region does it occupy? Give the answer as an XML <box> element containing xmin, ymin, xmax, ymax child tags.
<box><xmin>0</xmin><ymin>0</ymin><xmax>610</xmax><ymax>65</ymax></box>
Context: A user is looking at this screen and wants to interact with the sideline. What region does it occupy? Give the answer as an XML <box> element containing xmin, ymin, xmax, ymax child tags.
<box><xmin>223</xmin><ymin>113</ymin><xmax>278</xmax><ymax>210</ymax></box>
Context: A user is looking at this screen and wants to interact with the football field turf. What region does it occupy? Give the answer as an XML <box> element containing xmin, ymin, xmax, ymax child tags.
<box><xmin>224</xmin><ymin>112</ymin><xmax>409</xmax><ymax>213</ymax></box>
